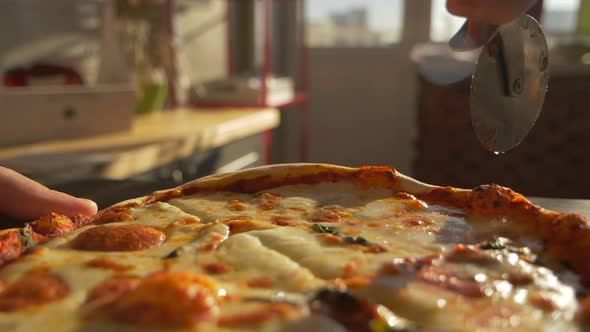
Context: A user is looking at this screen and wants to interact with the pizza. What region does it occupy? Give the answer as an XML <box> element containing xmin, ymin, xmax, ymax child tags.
<box><xmin>0</xmin><ymin>163</ymin><xmax>588</xmax><ymax>331</ymax></box>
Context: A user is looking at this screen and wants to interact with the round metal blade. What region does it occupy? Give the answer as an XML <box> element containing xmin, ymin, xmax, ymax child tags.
<box><xmin>470</xmin><ymin>15</ymin><xmax>549</xmax><ymax>153</ymax></box>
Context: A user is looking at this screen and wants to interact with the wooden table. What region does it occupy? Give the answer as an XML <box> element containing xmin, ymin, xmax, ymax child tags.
<box><xmin>0</xmin><ymin>108</ymin><xmax>279</xmax><ymax>179</ymax></box>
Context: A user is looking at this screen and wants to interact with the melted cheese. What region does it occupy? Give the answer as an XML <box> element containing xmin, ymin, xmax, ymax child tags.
<box><xmin>0</xmin><ymin>182</ymin><xmax>583</xmax><ymax>331</ymax></box>
<box><xmin>216</xmin><ymin>231</ymin><xmax>324</xmax><ymax>291</ymax></box>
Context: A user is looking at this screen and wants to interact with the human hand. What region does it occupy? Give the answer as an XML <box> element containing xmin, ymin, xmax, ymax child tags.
<box><xmin>447</xmin><ymin>0</ymin><xmax>537</xmax><ymax>25</ymax></box>
<box><xmin>0</xmin><ymin>167</ymin><xmax>97</xmax><ymax>222</ymax></box>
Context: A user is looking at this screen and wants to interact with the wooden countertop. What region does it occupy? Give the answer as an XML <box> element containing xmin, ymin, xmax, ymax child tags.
<box><xmin>0</xmin><ymin>108</ymin><xmax>280</xmax><ymax>179</ymax></box>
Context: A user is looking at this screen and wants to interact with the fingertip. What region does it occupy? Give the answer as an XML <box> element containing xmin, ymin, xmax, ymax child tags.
<box><xmin>78</xmin><ymin>198</ymin><xmax>98</xmax><ymax>216</ymax></box>
<box><xmin>49</xmin><ymin>191</ymin><xmax>98</xmax><ymax>217</ymax></box>
<box><xmin>0</xmin><ymin>168</ymin><xmax>98</xmax><ymax>221</ymax></box>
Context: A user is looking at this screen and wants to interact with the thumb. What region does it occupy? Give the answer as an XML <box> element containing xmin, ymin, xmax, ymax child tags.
<box><xmin>447</xmin><ymin>0</ymin><xmax>536</xmax><ymax>25</ymax></box>
<box><xmin>0</xmin><ymin>167</ymin><xmax>97</xmax><ymax>221</ymax></box>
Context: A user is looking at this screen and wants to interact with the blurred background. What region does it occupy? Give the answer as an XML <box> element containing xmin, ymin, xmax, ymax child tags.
<box><xmin>0</xmin><ymin>0</ymin><xmax>589</xmax><ymax>207</ymax></box>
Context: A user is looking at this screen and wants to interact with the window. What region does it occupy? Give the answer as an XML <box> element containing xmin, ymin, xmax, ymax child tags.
<box><xmin>430</xmin><ymin>0</ymin><xmax>584</xmax><ymax>41</ymax></box>
<box><xmin>305</xmin><ymin>0</ymin><xmax>404</xmax><ymax>47</ymax></box>
<box><xmin>542</xmin><ymin>0</ymin><xmax>581</xmax><ymax>35</ymax></box>
<box><xmin>429</xmin><ymin>0</ymin><xmax>463</xmax><ymax>42</ymax></box>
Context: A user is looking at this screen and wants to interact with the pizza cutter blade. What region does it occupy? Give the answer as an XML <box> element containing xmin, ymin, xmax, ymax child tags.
<box><xmin>451</xmin><ymin>15</ymin><xmax>550</xmax><ymax>153</ymax></box>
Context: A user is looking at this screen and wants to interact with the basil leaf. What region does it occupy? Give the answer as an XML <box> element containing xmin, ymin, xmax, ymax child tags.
<box><xmin>343</xmin><ymin>236</ymin><xmax>369</xmax><ymax>246</ymax></box>
<box><xmin>20</xmin><ymin>224</ymin><xmax>35</xmax><ymax>249</ymax></box>
<box><xmin>311</xmin><ymin>224</ymin><xmax>340</xmax><ymax>236</ymax></box>
<box><xmin>478</xmin><ymin>241</ymin><xmax>506</xmax><ymax>250</ymax></box>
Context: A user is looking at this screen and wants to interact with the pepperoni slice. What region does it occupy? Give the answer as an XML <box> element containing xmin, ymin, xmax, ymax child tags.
<box><xmin>0</xmin><ymin>274</ymin><xmax>68</xmax><ymax>312</ymax></box>
<box><xmin>0</xmin><ymin>230</ymin><xmax>23</xmax><ymax>265</ymax></box>
<box><xmin>203</xmin><ymin>262</ymin><xmax>231</xmax><ymax>274</ymax></box>
<box><xmin>227</xmin><ymin>199</ymin><xmax>247</xmax><ymax>211</ymax></box>
<box><xmin>71</xmin><ymin>225</ymin><xmax>165</xmax><ymax>252</ymax></box>
<box><xmin>222</xmin><ymin>217</ymin><xmax>269</xmax><ymax>234</ymax></box>
<box><xmin>529</xmin><ymin>293</ymin><xmax>557</xmax><ymax>312</ymax></box>
<box><xmin>272</xmin><ymin>215</ymin><xmax>294</xmax><ymax>226</ymax></box>
<box><xmin>86</xmin><ymin>277</ymin><xmax>139</xmax><ymax>303</ymax></box>
<box><xmin>30</xmin><ymin>213</ymin><xmax>74</xmax><ymax>237</ymax></box>
<box><xmin>85</xmin><ymin>257</ymin><xmax>134</xmax><ymax>272</ymax></box>
<box><xmin>418</xmin><ymin>267</ymin><xmax>486</xmax><ymax>298</ymax></box>
<box><xmin>85</xmin><ymin>276</ymin><xmax>140</xmax><ymax>309</ymax></box>
<box><xmin>246</xmin><ymin>277</ymin><xmax>273</xmax><ymax>289</ymax></box>
<box><xmin>317</xmin><ymin>233</ymin><xmax>343</xmax><ymax>245</ymax></box>
<box><xmin>446</xmin><ymin>244</ymin><xmax>499</xmax><ymax>265</ymax></box>
<box><xmin>254</xmin><ymin>192</ymin><xmax>282</xmax><ymax>210</ymax></box>
<box><xmin>312</xmin><ymin>209</ymin><xmax>342</xmax><ymax>223</ymax></box>
<box><xmin>107</xmin><ymin>271</ymin><xmax>219</xmax><ymax>328</ymax></box>
<box><xmin>401</xmin><ymin>217</ymin><xmax>431</xmax><ymax>228</ymax></box>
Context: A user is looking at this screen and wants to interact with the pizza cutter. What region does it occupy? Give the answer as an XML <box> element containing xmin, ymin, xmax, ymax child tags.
<box><xmin>450</xmin><ymin>15</ymin><xmax>550</xmax><ymax>153</ymax></box>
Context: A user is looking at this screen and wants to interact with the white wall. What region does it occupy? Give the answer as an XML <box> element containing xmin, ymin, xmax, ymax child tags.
<box><xmin>306</xmin><ymin>2</ymin><xmax>431</xmax><ymax>175</ymax></box>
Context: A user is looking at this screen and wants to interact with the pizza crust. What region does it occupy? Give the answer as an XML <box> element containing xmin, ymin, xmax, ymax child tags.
<box><xmin>178</xmin><ymin>163</ymin><xmax>437</xmax><ymax>194</ymax></box>
<box><xmin>132</xmin><ymin>164</ymin><xmax>440</xmax><ymax>207</ymax></box>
